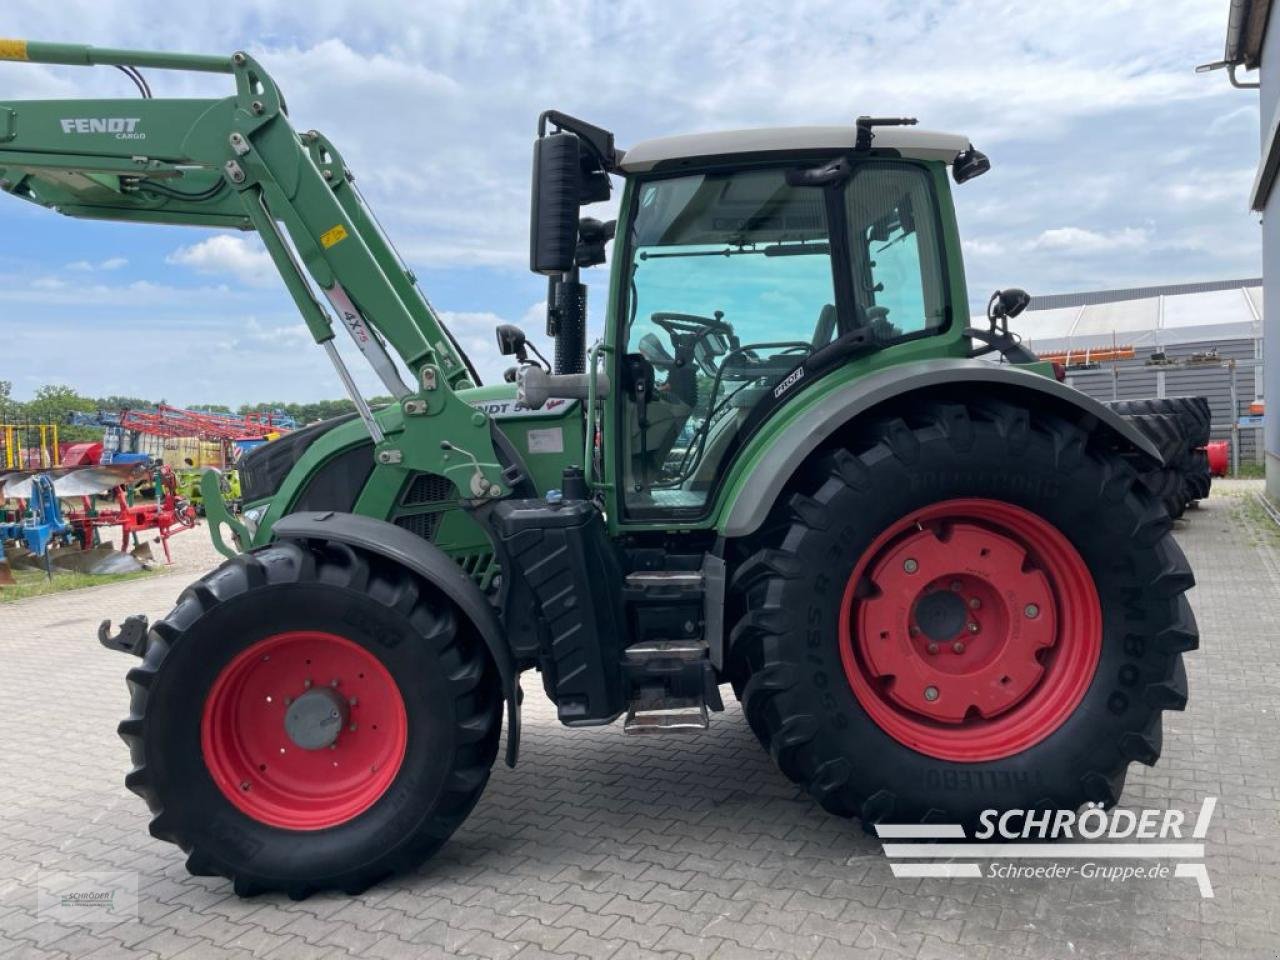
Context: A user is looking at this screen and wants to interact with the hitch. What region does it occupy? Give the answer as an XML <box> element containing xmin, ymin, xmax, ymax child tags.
<box><xmin>98</xmin><ymin>614</ymin><xmax>150</xmax><ymax>658</ymax></box>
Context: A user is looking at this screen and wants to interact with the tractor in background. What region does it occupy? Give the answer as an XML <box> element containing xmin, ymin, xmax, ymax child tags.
<box><xmin>1</xmin><ymin>40</ymin><xmax>1195</xmax><ymax>899</ymax></box>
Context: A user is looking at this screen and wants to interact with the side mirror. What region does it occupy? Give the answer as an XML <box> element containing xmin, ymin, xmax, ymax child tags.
<box><xmin>988</xmin><ymin>288</ymin><xmax>1030</xmax><ymax>322</ymax></box>
<box><xmin>530</xmin><ymin>132</ymin><xmax>583</xmax><ymax>276</ymax></box>
<box><xmin>952</xmin><ymin>146</ymin><xmax>991</xmax><ymax>184</ymax></box>
<box><xmin>575</xmin><ymin>217</ymin><xmax>616</xmax><ymax>269</ymax></box>
<box><xmin>496</xmin><ymin>324</ymin><xmax>529</xmax><ymax>361</ymax></box>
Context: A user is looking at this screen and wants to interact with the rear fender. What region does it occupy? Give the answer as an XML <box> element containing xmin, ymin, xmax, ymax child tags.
<box><xmin>271</xmin><ymin>511</ymin><xmax>521</xmax><ymax>766</ymax></box>
<box><xmin>719</xmin><ymin>357</ymin><xmax>1162</xmax><ymax>539</ymax></box>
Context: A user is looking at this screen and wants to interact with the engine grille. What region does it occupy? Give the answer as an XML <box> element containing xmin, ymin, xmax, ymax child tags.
<box><xmin>393</xmin><ymin>512</ymin><xmax>441</xmax><ymax>541</ymax></box>
<box><xmin>401</xmin><ymin>472</ymin><xmax>455</xmax><ymax>506</ymax></box>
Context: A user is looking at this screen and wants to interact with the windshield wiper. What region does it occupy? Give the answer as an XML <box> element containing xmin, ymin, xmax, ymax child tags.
<box><xmin>638</xmin><ymin>242</ymin><xmax>829</xmax><ymax>261</ymax></box>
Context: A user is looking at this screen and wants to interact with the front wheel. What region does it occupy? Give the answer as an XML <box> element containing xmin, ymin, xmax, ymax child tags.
<box><xmin>119</xmin><ymin>539</ymin><xmax>501</xmax><ymax>897</ymax></box>
<box><xmin>729</xmin><ymin>399</ymin><xmax>1197</xmax><ymax>827</ymax></box>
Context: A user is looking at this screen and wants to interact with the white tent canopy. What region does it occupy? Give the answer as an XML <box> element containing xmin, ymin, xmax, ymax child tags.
<box><xmin>1019</xmin><ymin>279</ymin><xmax>1262</xmax><ymax>355</ymax></box>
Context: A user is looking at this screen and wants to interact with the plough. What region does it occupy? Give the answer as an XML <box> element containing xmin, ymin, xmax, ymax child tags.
<box><xmin>0</xmin><ymin>474</ymin><xmax>76</xmax><ymax>579</ymax></box>
<box><xmin>64</xmin><ymin>464</ymin><xmax>198</xmax><ymax>564</ymax></box>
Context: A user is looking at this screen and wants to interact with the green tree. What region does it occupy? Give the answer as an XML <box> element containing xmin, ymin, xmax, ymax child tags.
<box><xmin>95</xmin><ymin>394</ymin><xmax>158</xmax><ymax>413</ymax></box>
<box><xmin>18</xmin><ymin>384</ymin><xmax>99</xmax><ymax>442</ymax></box>
<box><xmin>0</xmin><ymin>380</ymin><xmax>23</xmax><ymax>425</ymax></box>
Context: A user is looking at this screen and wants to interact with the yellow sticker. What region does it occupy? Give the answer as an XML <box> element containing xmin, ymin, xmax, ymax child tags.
<box><xmin>0</xmin><ymin>39</ymin><xmax>29</xmax><ymax>61</ymax></box>
<box><xmin>319</xmin><ymin>224</ymin><xmax>348</xmax><ymax>249</ymax></box>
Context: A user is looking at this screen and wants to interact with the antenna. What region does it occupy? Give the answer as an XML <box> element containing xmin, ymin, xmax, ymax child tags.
<box><xmin>855</xmin><ymin>116</ymin><xmax>918</xmax><ymax>151</ymax></box>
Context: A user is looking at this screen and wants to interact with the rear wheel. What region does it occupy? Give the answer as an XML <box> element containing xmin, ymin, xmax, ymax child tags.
<box><xmin>729</xmin><ymin>399</ymin><xmax>1196</xmax><ymax>827</ymax></box>
<box><xmin>119</xmin><ymin>539</ymin><xmax>501</xmax><ymax>897</ymax></box>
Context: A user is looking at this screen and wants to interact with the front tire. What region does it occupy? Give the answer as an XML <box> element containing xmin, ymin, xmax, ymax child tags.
<box><xmin>728</xmin><ymin>399</ymin><xmax>1197</xmax><ymax>827</ymax></box>
<box><xmin>119</xmin><ymin>539</ymin><xmax>501</xmax><ymax>897</ymax></box>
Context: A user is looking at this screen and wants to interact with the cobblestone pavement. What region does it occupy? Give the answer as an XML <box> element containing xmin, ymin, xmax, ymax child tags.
<box><xmin>1</xmin><ymin>484</ymin><xmax>1278</xmax><ymax>960</ymax></box>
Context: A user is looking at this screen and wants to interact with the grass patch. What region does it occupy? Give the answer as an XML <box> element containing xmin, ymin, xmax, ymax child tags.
<box><xmin>0</xmin><ymin>566</ymin><xmax>155</xmax><ymax>602</ymax></box>
<box><xmin>1229</xmin><ymin>492</ymin><xmax>1280</xmax><ymax>547</ymax></box>
<box><xmin>1232</xmin><ymin>462</ymin><xmax>1267</xmax><ymax>479</ymax></box>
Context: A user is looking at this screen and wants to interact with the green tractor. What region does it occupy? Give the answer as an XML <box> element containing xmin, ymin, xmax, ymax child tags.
<box><xmin>2</xmin><ymin>40</ymin><xmax>1196</xmax><ymax>898</ymax></box>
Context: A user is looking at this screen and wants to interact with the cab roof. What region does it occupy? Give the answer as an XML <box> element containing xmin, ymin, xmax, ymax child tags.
<box><xmin>618</xmin><ymin>125</ymin><xmax>971</xmax><ymax>173</ymax></box>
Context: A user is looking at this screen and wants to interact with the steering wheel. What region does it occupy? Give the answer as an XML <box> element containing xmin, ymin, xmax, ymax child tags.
<box><xmin>650</xmin><ymin>311</ymin><xmax>734</xmax><ymax>340</ymax></box>
<box><xmin>649</xmin><ymin>311</ymin><xmax>736</xmax><ymax>379</ymax></box>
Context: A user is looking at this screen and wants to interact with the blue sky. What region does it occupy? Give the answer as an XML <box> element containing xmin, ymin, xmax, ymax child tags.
<box><xmin>0</xmin><ymin>0</ymin><xmax>1262</xmax><ymax>405</ymax></box>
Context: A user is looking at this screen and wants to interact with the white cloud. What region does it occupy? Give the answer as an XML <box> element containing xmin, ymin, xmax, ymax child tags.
<box><xmin>167</xmin><ymin>235</ymin><xmax>276</xmax><ymax>287</ymax></box>
<box><xmin>963</xmin><ymin>238</ymin><xmax>1005</xmax><ymax>258</ymax></box>
<box><xmin>67</xmin><ymin>257</ymin><xmax>128</xmax><ymax>272</ymax></box>
<box><xmin>1166</xmin><ymin>170</ymin><xmax>1256</xmax><ymax>208</ymax></box>
<box><xmin>1030</xmin><ymin>227</ymin><xmax>1151</xmax><ymax>254</ymax></box>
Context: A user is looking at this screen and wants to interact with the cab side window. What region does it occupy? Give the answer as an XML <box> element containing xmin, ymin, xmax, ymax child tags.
<box><xmin>845</xmin><ymin>165</ymin><xmax>947</xmax><ymax>342</ymax></box>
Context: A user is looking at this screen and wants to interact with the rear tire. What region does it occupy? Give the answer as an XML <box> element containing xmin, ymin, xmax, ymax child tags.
<box><xmin>728</xmin><ymin>399</ymin><xmax>1196</xmax><ymax>828</ymax></box>
<box><xmin>119</xmin><ymin>539</ymin><xmax>501</xmax><ymax>898</ymax></box>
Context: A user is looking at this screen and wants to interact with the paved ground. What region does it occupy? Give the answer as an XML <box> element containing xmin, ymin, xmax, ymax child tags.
<box><xmin>1</xmin><ymin>482</ymin><xmax>1278</xmax><ymax>960</ymax></box>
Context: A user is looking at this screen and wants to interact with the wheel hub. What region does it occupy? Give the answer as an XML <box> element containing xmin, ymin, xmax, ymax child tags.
<box><xmin>200</xmin><ymin>630</ymin><xmax>408</xmax><ymax>830</ymax></box>
<box><xmin>913</xmin><ymin>589</ymin><xmax>968</xmax><ymax>641</ymax></box>
<box><xmin>839</xmin><ymin>498</ymin><xmax>1102</xmax><ymax>762</ymax></box>
<box><xmin>284</xmin><ymin>687</ymin><xmax>350</xmax><ymax>751</ymax></box>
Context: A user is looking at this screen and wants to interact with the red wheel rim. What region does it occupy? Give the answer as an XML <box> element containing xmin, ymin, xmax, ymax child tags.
<box><xmin>201</xmin><ymin>631</ymin><xmax>408</xmax><ymax>830</ymax></box>
<box><xmin>838</xmin><ymin>499</ymin><xmax>1101</xmax><ymax>762</ymax></box>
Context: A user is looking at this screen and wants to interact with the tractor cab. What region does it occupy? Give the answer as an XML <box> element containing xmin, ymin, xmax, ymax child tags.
<box><xmin>520</xmin><ymin>116</ymin><xmax>991</xmax><ymax>522</ymax></box>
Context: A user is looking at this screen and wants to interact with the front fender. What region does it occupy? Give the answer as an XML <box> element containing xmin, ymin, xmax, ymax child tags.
<box><xmin>719</xmin><ymin>357</ymin><xmax>1162</xmax><ymax>539</ymax></box>
<box><xmin>271</xmin><ymin>511</ymin><xmax>521</xmax><ymax>767</ymax></box>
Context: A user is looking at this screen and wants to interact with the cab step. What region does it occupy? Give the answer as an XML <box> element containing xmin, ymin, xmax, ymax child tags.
<box><xmin>623</xmin><ymin>696</ymin><xmax>710</xmax><ymax>734</ymax></box>
<box><xmin>622</xmin><ymin>638</ymin><xmax>716</xmax><ymax>734</ymax></box>
<box><xmin>624</xmin><ymin>639</ymin><xmax>708</xmax><ymax>661</ymax></box>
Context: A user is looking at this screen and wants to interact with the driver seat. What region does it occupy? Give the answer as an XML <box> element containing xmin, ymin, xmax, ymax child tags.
<box><xmin>812</xmin><ymin>303</ymin><xmax>838</xmax><ymax>347</ymax></box>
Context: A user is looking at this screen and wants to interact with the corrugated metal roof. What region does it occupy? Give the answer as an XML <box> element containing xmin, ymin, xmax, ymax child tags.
<box><xmin>1019</xmin><ymin>279</ymin><xmax>1263</xmax><ymax>356</ymax></box>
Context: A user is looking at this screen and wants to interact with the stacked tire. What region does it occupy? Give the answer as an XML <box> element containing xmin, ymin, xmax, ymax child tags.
<box><xmin>1105</xmin><ymin>397</ymin><xmax>1213</xmax><ymax>518</ymax></box>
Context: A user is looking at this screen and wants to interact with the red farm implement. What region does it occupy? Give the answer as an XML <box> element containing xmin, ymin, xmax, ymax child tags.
<box><xmin>66</xmin><ymin>465</ymin><xmax>197</xmax><ymax>564</ymax></box>
<box><xmin>118</xmin><ymin>405</ymin><xmax>291</xmax><ymax>442</ymax></box>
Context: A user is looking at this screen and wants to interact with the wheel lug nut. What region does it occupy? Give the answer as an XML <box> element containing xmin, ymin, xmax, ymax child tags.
<box><xmin>330</xmin><ymin>679</ymin><xmax>340</xmax><ymax>688</ymax></box>
<box><xmin>952</xmin><ymin>641</ymin><xmax>965</xmax><ymax>654</ymax></box>
<box><xmin>348</xmin><ymin>723</ymin><xmax>358</xmax><ymax>732</ymax></box>
<box><xmin>240</xmin><ymin>781</ymin><xmax>251</xmax><ymax>791</ymax></box>
<box><xmin>968</xmin><ymin>597</ymin><xmax>981</xmax><ymax>610</ymax></box>
<box><xmin>303</xmin><ymin>679</ymin><xmax>312</xmax><ymax>689</ymax></box>
<box><xmin>967</xmin><ymin>622</ymin><xmax>979</xmax><ymax>633</ymax></box>
<box><xmin>349</xmin><ymin>697</ymin><xmax>358</xmax><ymax>706</ymax></box>
<box><xmin>903</xmin><ymin>558</ymin><xmax>919</xmax><ymax>574</ymax></box>
<box><xmin>926</xmin><ymin>642</ymin><xmax>939</xmax><ymax>655</ymax></box>
<box><xmin>923</xmin><ymin>686</ymin><xmax>939</xmax><ymax>702</ymax></box>
<box><xmin>1024</xmin><ymin>603</ymin><xmax>1040</xmax><ymax>619</ymax></box>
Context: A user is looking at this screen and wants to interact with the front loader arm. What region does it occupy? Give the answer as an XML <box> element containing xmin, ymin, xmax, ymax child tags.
<box><xmin>0</xmin><ymin>40</ymin><xmax>508</xmax><ymax>517</ymax></box>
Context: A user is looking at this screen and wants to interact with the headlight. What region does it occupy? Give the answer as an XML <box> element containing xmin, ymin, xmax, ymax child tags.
<box><xmin>240</xmin><ymin>504</ymin><xmax>268</xmax><ymax>540</ymax></box>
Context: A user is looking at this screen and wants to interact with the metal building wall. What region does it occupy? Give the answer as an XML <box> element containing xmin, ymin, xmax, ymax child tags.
<box><xmin>1262</xmin><ymin>0</ymin><xmax>1280</xmax><ymax>500</ymax></box>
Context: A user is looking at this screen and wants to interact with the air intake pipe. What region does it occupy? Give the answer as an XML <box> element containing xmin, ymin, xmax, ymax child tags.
<box><xmin>548</xmin><ymin>270</ymin><xmax>587</xmax><ymax>375</ymax></box>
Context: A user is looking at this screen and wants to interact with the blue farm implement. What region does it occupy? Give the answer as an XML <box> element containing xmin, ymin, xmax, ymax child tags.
<box><xmin>0</xmin><ymin>474</ymin><xmax>75</xmax><ymax>578</ymax></box>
